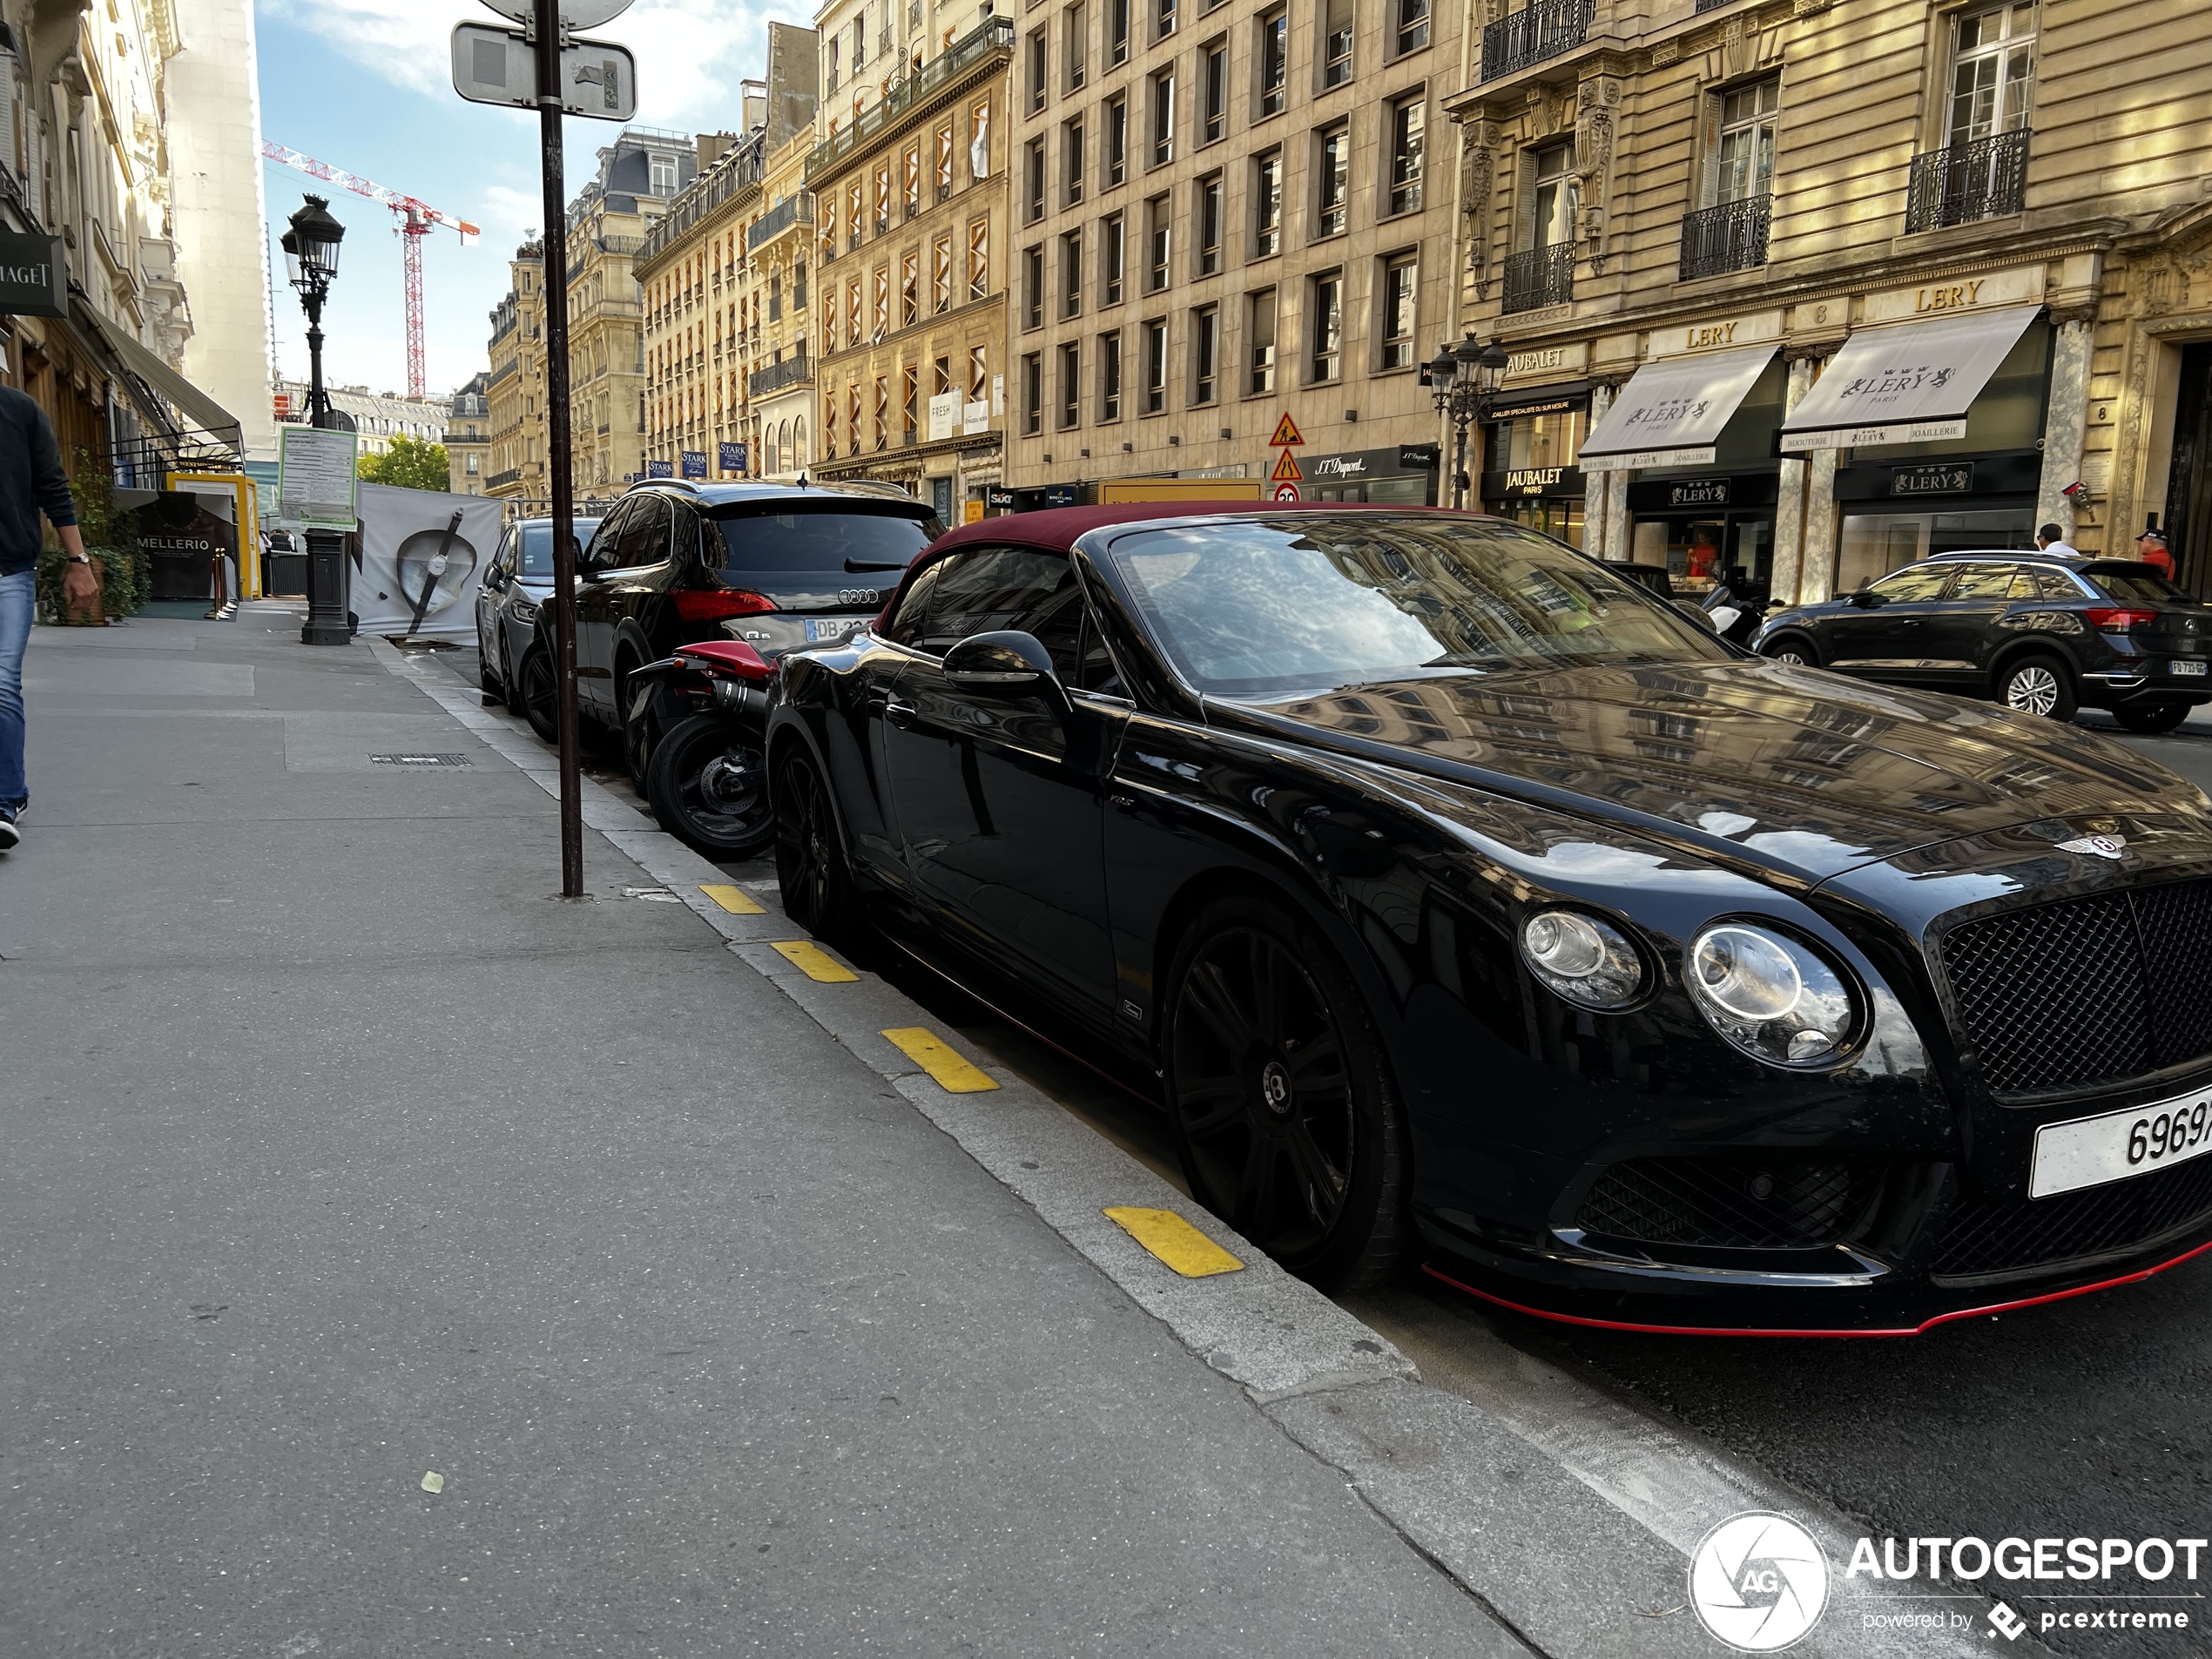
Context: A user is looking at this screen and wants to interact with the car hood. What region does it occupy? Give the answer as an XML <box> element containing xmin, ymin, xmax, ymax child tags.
<box><xmin>1223</xmin><ymin>658</ymin><xmax>2212</xmax><ymax>886</ymax></box>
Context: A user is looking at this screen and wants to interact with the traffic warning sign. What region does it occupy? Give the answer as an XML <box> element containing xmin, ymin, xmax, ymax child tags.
<box><xmin>1269</xmin><ymin>412</ymin><xmax>1305</xmax><ymax>448</ymax></box>
<box><xmin>1269</xmin><ymin>449</ymin><xmax>1303</xmax><ymax>482</ymax></box>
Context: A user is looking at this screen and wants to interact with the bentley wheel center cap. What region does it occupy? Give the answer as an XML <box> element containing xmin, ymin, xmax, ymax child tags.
<box><xmin>1259</xmin><ymin>1060</ymin><xmax>1292</xmax><ymax>1116</ymax></box>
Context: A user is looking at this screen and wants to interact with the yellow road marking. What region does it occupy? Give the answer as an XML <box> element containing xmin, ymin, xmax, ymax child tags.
<box><xmin>699</xmin><ymin>883</ymin><xmax>765</xmax><ymax>915</ymax></box>
<box><xmin>770</xmin><ymin>940</ymin><xmax>860</xmax><ymax>982</ymax></box>
<box><xmin>881</xmin><ymin>1026</ymin><xmax>999</xmax><ymax>1092</ymax></box>
<box><xmin>1103</xmin><ymin>1207</ymin><xmax>1244</xmax><ymax>1278</ymax></box>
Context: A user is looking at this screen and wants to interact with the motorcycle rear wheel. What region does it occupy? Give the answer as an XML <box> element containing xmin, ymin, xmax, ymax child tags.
<box><xmin>646</xmin><ymin>714</ymin><xmax>776</xmax><ymax>859</ymax></box>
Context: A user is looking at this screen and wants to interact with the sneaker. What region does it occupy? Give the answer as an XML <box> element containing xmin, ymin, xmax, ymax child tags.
<box><xmin>0</xmin><ymin>812</ymin><xmax>17</xmax><ymax>853</ymax></box>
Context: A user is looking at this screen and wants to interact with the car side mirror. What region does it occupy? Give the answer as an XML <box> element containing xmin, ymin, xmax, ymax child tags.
<box><xmin>943</xmin><ymin>630</ymin><xmax>1067</xmax><ymax>705</ymax></box>
<box><xmin>1847</xmin><ymin>590</ymin><xmax>1883</xmax><ymax>608</ymax></box>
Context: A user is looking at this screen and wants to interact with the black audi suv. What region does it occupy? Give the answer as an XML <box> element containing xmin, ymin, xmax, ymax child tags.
<box><xmin>1750</xmin><ymin>550</ymin><xmax>2212</xmax><ymax>732</ymax></box>
<box><xmin>765</xmin><ymin>504</ymin><xmax>2212</xmax><ymax>1332</ymax></box>
<box><xmin>517</xmin><ymin>480</ymin><xmax>941</xmax><ymax>776</ymax></box>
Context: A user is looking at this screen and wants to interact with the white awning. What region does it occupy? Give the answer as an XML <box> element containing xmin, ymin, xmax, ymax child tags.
<box><xmin>1575</xmin><ymin>343</ymin><xmax>1779</xmax><ymax>472</ymax></box>
<box><xmin>1779</xmin><ymin>303</ymin><xmax>2042</xmax><ymax>453</ymax></box>
<box><xmin>71</xmin><ymin>298</ymin><xmax>244</xmax><ymax>451</ymax></box>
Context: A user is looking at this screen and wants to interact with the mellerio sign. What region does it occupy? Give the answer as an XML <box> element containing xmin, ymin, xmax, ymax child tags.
<box><xmin>0</xmin><ymin>233</ymin><xmax>67</xmax><ymax>318</ymax></box>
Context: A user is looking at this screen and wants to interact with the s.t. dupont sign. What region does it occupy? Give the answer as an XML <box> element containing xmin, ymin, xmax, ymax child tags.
<box><xmin>0</xmin><ymin>233</ymin><xmax>68</xmax><ymax>319</ymax></box>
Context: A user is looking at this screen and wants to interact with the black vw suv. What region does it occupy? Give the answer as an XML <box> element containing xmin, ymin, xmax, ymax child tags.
<box><xmin>1750</xmin><ymin>551</ymin><xmax>2212</xmax><ymax>732</ymax></box>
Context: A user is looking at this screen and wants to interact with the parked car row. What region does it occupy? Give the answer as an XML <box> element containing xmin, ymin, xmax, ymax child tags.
<box><xmin>496</xmin><ymin>481</ymin><xmax>2212</xmax><ymax>1335</ymax></box>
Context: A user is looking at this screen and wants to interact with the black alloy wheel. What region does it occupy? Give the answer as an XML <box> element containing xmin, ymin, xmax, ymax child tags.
<box><xmin>1997</xmin><ymin>653</ymin><xmax>2078</xmax><ymax>722</ymax></box>
<box><xmin>2114</xmin><ymin>700</ymin><xmax>2192</xmax><ymax>735</ymax></box>
<box><xmin>615</xmin><ymin>658</ymin><xmax>650</xmax><ymax>790</ymax></box>
<box><xmin>478</xmin><ymin>632</ymin><xmax>501</xmax><ymax>693</ymax></box>
<box><xmin>1163</xmin><ymin>897</ymin><xmax>1408</xmax><ymax>1291</ymax></box>
<box><xmin>1764</xmin><ymin>637</ymin><xmax>1817</xmax><ymax>667</ymax></box>
<box><xmin>520</xmin><ymin>648</ymin><xmax>561</xmax><ymax>743</ymax></box>
<box><xmin>646</xmin><ymin>715</ymin><xmax>776</xmax><ymax>858</ymax></box>
<box><xmin>774</xmin><ymin>747</ymin><xmax>860</xmax><ymax>938</ymax></box>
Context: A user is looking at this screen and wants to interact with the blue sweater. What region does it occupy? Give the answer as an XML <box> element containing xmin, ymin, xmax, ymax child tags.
<box><xmin>2</xmin><ymin>386</ymin><xmax>79</xmax><ymax>577</ymax></box>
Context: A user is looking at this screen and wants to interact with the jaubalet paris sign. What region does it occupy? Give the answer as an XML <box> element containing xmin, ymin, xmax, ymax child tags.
<box><xmin>0</xmin><ymin>233</ymin><xmax>67</xmax><ymax>318</ymax></box>
<box><xmin>1502</xmin><ymin>341</ymin><xmax>1588</xmax><ymax>382</ymax></box>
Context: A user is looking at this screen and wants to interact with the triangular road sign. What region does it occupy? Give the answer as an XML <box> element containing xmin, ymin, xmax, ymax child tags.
<box><xmin>1269</xmin><ymin>413</ymin><xmax>1305</xmax><ymax>447</ymax></box>
<box><xmin>1270</xmin><ymin>449</ymin><xmax>1303</xmax><ymax>482</ymax></box>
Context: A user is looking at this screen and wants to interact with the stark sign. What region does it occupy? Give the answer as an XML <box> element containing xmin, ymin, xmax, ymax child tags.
<box><xmin>450</xmin><ymin>24</ymin><xmax>637</xmax><ymax>121</ymax></box>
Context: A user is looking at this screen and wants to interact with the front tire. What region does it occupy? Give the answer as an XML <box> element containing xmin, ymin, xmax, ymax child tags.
<box><xmin>2113</xmin><ymin>700</ymin><xmax>2192</xmax><ymax>735</ymax></box>
<box><xmin>1763</xmin><ymin>635</ymin><xmax>1818</xmax><ymax>667</ymax></box>
<box><xmin>520</xmin><ymin>647</ymin><xmax>561</xmax><ymax>742</ymax></box>
<box><xmin>1997</xmin><ymin>653</ymin><xmax>2078</xmax><ymax>722</ymax></box>
<box><xmin>1162</xmin><ymin>896</ymin><xmax>1409</xmax><ymax>1292</ymax></box>
<box><xmin>646</xmin><ymin>714</ymin><xmax>775</xmax><ymax>859</ymax></box>
<box><xmin>774</xmin><ymin>745</ymin><xmax>860</xmax><ymax>939</ymax></box>
<box><xmin>502</xmin><ymin>636</ymin><xmax>526</xmax><ymax>717</ymax></box>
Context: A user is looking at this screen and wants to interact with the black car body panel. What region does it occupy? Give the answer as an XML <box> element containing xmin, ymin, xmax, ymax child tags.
<box><xmin>768</xmin><ymin>506</ymin><xmax>2212</xmax><ymax>1331</ymax></box>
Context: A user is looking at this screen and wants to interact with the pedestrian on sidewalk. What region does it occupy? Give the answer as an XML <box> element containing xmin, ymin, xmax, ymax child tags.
<box><xmin>2035</xmin><ymin>523</ymin><xmax>2081</xmax><ymax>559</ymax></box>
<box><xmin>2</xmin><ymin>384</ymin><xmax>98</xmax><ymax>852</ymax></box>
<box><xmin>2136</xmin><ymin>525</ymin><xmax>2177</xmax><ymax>583</ymax></box>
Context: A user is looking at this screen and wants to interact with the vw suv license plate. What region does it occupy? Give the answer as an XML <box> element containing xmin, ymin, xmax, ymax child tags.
<box><xmin>2030</xmin><ymin>1084</ymin><xmax>2212</xmax><ymax>1197</ymax></box>
<box><xmin>2170</xmin><ymin>658</ymin><xmax>2207</xmax><ymax>677</ymax></box>
<box><xmin>805</xmin><ymin>617</ymin><xmax>860</xmax><ymax>644</ymax></box>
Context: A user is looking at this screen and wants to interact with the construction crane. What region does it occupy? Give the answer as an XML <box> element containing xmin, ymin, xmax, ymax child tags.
<box><xmin>261</xmin><ymin>141</ymin><xmax>482</xmax><ymax>399</ymax></box>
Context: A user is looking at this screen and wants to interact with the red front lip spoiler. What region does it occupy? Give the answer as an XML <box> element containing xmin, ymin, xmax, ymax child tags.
<box><xmin>1423</xmin><ymin>1237</ymin><xmax>2212</xmax><ymax>1339</ymax></box>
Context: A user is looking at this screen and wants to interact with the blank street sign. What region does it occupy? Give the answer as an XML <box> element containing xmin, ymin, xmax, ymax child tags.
<box><xmin>450</xmin><ymin>23</ymin><xmax>637</xmax><ymax>121</ymax></box>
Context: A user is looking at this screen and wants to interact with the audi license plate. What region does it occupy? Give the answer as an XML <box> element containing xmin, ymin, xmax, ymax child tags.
<box><xmin>2030</xmin><ymin>1084</ymin><xmax>2212</xmax><ymax>1197</ymax></box>
<box><xmin>2170</xmin><ymin>658</ymin><xmax>2207</xmax><ymax>677</ymax></box>
<box><xmin>805</xmin><ymin>616</ymin><xmax>863</xmax><ymax>644</ymax></box>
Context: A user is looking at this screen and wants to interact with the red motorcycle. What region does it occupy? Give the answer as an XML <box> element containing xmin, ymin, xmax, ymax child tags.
<box><xmin>624</xmin><ymin>639</ymin><xmax>777</xmax><ymax>859</ymax></box>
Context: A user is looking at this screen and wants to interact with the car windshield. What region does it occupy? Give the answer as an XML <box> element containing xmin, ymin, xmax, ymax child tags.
<box><xmin>710</xmin><ymin>505</ymin><xmax>939</xmax><ymax>572</ymax></box>
<box><xmin>1104</xmin><ymin>515</ymin><xmax>1731</xmax><ymax>698</ymax></box>
<box><xmin>2082</xmin><ymin>564</ymin><xmax>2191</xmax><ymax>604</ymax></box>
<box><xmin>517</xmin><ymin>522</ymin><xmax>600</xmax><ymax>580</ymax></box>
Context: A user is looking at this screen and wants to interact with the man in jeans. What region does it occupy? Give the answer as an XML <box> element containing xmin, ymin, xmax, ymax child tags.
<box><xmin>2</xmin><ymin>385</ymin><xmax>98</xmax><ymax>852</ymax></box>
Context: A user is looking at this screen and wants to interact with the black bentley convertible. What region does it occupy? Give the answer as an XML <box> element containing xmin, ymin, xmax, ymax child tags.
<box><xmin>765</xmin><ymin>504</ymin><xmax>2212</xmax><ymax>1332</ymax></box>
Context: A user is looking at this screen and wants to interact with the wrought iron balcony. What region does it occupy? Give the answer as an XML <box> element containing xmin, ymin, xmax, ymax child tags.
<box><xmin>1904</xmin><ymin>128</ymin><xmax>2028</xmax><ymax>233</ymax></box>
<box><xmin>750</xmin><ymin>353</ymin><xmax>813</xmax><ymax>397</ymax></box>
<box><xmin>1502</xmin><ymin>243</ymin><xmax>1575</xmax><ymax>313</ymax></box>
<box><xmin>806</xmin><ymin>18</ymin><xmax>1015</xmax><ymax>186</ymax></box>
<box><xmin>1480</xmin><ymin>0</ymin><xmax>1594</xmax><ymax>83</ymax></box>
<box><xmin>1679</xmin><ymin>194</ymin><xmax>1771</xmax><ymax>280</ymax></box>
<box><xmin>747</xmin><ymin>193</ymin><xmax>814</xmax><ymax>253</ymax></box>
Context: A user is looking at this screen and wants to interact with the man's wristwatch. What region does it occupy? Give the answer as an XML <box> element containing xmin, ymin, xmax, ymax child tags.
<box><xmin>65</xmin><ymin>554</ymin><xmax>91</xmax><ymax>565</ymax></box>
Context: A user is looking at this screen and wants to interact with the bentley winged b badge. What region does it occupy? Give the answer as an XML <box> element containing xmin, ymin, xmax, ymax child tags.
<box><xmin>2056</xmin><ymin>833</ymin><xmax>2128</xmax><ymax>860</ymax></box>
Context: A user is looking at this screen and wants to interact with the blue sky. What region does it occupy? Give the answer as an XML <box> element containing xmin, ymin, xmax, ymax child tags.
<box><xmin>256</xmin><ymin>0</ymin><xmax>806</xmax><ymax>399</ymax></box>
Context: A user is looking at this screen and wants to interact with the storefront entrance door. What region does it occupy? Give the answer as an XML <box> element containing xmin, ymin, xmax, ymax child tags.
<box><xmin>1629</xmin><ymin>512</ymin><xmax>1773</xmax><ymax>598</ymax></box>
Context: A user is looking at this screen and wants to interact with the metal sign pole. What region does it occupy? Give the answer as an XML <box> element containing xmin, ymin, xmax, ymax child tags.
<box><xmin>534</xmin><ymin>0</ymin><xmax>584</xmax><ymax>897</ymax></box>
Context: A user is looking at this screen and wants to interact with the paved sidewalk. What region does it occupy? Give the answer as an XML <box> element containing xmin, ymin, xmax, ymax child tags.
<box><xmin>3</xmin><ymin>610</ymin><xmax>1518</xmax><ymax>1656</ymax></box>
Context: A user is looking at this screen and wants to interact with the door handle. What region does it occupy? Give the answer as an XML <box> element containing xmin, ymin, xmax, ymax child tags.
<box><xmin>884</xmin><ymin>698</ymin><xmax>919</xmax><ymax>730</ymax></box>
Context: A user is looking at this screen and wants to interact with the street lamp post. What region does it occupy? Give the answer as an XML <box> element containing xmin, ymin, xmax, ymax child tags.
<box><xmin>283</xmin><ymin>195</ymin><xmax>352</xmax><ymax>645</ymax></box>
<box><xmin>1429</xmin><ymin>333</ymin><xmax>1511</xmax><ymax>511</ymax></box>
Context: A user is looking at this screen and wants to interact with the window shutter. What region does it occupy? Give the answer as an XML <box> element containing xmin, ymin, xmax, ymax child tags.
<box><xmin>1696</xmin><ymin>88</ymin><xmax>1722</xmax><ymax>209</ymax></box>
<box><xmin>1513</xmin><ymin>148</ymin><xmax>1539</xmax><ymax>253</ymax></box>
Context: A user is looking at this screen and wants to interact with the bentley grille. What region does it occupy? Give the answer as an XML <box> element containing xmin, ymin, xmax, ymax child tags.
<box><xmin>1939</xmin><ymin>878</ymin><xmax>2212</xmax><ymax>1097</ymax></box>
<box><xmin>1575</xmin><ymin>1155</ymin><xmax>1884</xmax><ymax>1251</ymax></box>
<box><xmin>1932</xmin><ymin>1155</ymin><xmax>2212</xmax><ymax>1283</ymax></box>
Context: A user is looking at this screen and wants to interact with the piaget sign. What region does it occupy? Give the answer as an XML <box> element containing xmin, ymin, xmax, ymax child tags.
<box><xmin>0</xmin><ymin>233</ymin><xmax>67</xmax><ymax>319</ymax></box>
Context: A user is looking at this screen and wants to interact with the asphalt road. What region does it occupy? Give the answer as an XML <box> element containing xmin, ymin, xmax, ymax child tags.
<box><xmin>439</xmin><ymin>642</ymin><xmax>2212</xmax><ymax>1659</ymax></box>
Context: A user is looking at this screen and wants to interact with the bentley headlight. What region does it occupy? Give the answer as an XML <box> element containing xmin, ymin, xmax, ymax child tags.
<box><xmin>1687</xmin><ymin>923</ymin><xmax>1859</xmax><ymax>1068</ymax></box>
<box><xmin>1520</xmin><ymin>910</ymin><xmax>1645</xmax><ymax>1009</ymax></box>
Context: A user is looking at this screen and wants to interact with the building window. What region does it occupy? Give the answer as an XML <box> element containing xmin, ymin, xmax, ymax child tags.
<box><xmin>934</xmin><ymin>235</ymin><xmax>954</xmax><ymax>313</ymax></box>
<box><xmin>1143</xmin><ymin>319</ymin><xmax>1168</xmax><ymax>413</ymax></box>
<box><xmin>1309</xmin><ymin>271</ymin><xmax>1342</xmax><ymax>382</ymax></box>
<box><xmin>1949</xmin><ymin>1</ymin><xmax>2037</xmax><ymax>146</ymax></box>
<box><xmin>1394</xmin><ymin>0</ymin><xmax>1428</xmax><ymax>57</ymax></box>
<box><xmin>903</xmin><ymin>364</ymin><xmax>919</xmax><ymax>442</ymax></box>
<box><xmin>1026</xmin><ymin>29</ymin><xmax>1048</xmax><ymax>114</ymax></box>
<box><xmin>1109</xmin><ymin>0</ymin><xmax>1130</xmax><ymax>64</ymax></box>
<box><xmin>1066</xmin><ymin>2</ymin><xmax>1088</xmax><ymax>89</ymax></box>
<box><xmin>1202</xmin><ymin>41</ymin><xmax>1228</xmax><ymax>145</ymax></box>
<box><xmin>1531</xmin><ymin>140</ymin><xmax>1578</xmax><ymax>250</ymax></box>
<box><xmin>905</xmin><ymin>145</ymin><xmax>923</xmax><ymax>219</ymax></box>
<box><xmin>1321</xmin><ymin>0</ymin><xmax>1353</xmax><ymax>89</ymax></box>
<box><xmin>1062</xmin><ymin>230</ymin><xmax>1085</xmax><ymax>317</ymax></box>
<box><xmin>874</xmin><ymin>375</ymin><xmax>888</xmax><ymax>449</ymax></box>
<box><xmin>874</xmin><ymin>158</ymin><xmax>892</xmax><ymax>233</ymax></box>
<box><xmin>847</xmin><ymin>384</ymin><xmax>861</xmax><ymax>455</ymax></box>
<box><xmin>1024</xmin><ymin>138</ymin><xmax>1047</xmax><ymax>222</ymax></box>
<box><xmin>651</xmin><ymin>152</ymin><xmax>678</xmax><ymax>195</ymax></box>
<box><xmin>1101</xmin><ymin>330</ymin><xmax>1123</xmax><ymax>421</ymax></box>
<box><xmin>1191</xmin><ymin>306</ymin><xmax>1219</xmax><ymax>404</ymax></box>
<box><xmin>1506</xmin><ymin>140</ymin><xmax>1578</xmax><ymax>311</ymax></box>
<box><xmin>1024</xmin><ymin>245</ymin><xmax>1045</xmax><ymax>328</ymax></box>
<box><xmin>937</xmin><ymin>125</ymin><xmax>956</xmax><ymax>197</ymax></box>
<box><xmin>1103</xmin><ymin>212</ymin><xmax>1126</xmax><ymax>305</ymax></box>
<box><xmin>1105</xmin><ymin>97</ymin><xmax>1129</xmax><ymax>188</ymax></box>
<box><xmin>901</xmin><ymin>249</ymin><xmax>920</xmax><ymax>327</ymax></box>
<box><xmin>1713</xmin><ymin>78</ymin><xmax>1779</xmax><ymax>205</ymax></box>
<box><xmin>1316</xmin><ymin>125</ymin><xmax>1350</xmax><ymax>238</ymax></box>
<box><xmin>1379</xmin><ymin>253</ymin><xmax>1417</xmax><ymax>370</ymax></box>
<box><xmin>1150</xmin><ymin>72</ymin><xmax>1176</xmax><ymax>166</ymax></box>
<box><xmin>1386</xmin><ymin>94</ymin><xmax>1425</xmax><ymax>215</ymax></box>
<box><xmin>968</xmin><ymin>219</ymin><xmax>990</xmax><ymax>301</ymax></box>
<box><xmin>971</xmin><ymin>98</ymin><xmax>993</xmax><ymax>185</ymax></box>
<box><xmin>1065</xmin><ymin>118</ymin><xmax>1086</xmax><ymax>206</ymax></box>
<box><xmin>1157</xmin><ymin>0</ymin><xmax>1177</xmax><ymax>41</ymax></box>
<box><xmin>969</xmin><ymin>347</ymin><xmax>988</xmax><ymax>404</ymax></box>
<box><xmin>1251</xmin><ymin>150</ymin><xmax>1282</xmax><ymax>258</ymax></box>
<box><xmin>1197</xmin><ymin>174</ymin><xmax>1223</xmax><ymax>274</ymax></box>
<box><xmin>1257</xmin><ymin>7</ymin><xmax>1287</xmax><ymax>118</ymax></box>
<box><xmin>1145</xmin><ymin>195</ymin><xmax>1171</xmax><ymax>293</ymax></box>
<box><xmin>1023</xmin><ymin>351</ymin><xmax>1044</xmax><ymax>433</ymax></box>
<box><xmin>826</xmin><ymin>37</ymin><xmax>841</xmax><ymax>94</ymax></box>
<box><xmin>873</xmin><ymin>266</ymin><xmax>890</xmax><ymax>338</ymax></box>
<box><xmin>1059</xmin><ymin>341</ymin><xmax>1082</xmax><ymax>428</ymax></box>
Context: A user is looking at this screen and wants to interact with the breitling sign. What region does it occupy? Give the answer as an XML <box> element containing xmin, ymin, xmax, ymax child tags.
<box><xmin>0</xmin><ymin>233</ymin><xmax>67</xmax><ymax>318</ymax></box>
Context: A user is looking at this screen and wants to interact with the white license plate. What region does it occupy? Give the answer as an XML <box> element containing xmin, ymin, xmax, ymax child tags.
<box><xmin>2030</xmin><ymin>1085</ymin><xmax>2212</xmax><ymax>1198</ymax></box>
<box><xmin>2169</xmin><ymin>658</ymin><xmax>2207</xmax><ymax>677</ymax></box>
<box><xmin>805</xmin><ymin>617</ymin><xmax>862</xmax><ymax>643</ymax></box>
